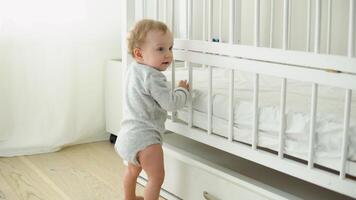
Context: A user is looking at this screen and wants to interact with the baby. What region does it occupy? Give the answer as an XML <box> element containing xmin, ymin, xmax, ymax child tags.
<box><xmin>115</xmin><ymin>19</ymin><xmax>190</xmax><ymax>200</ymax></box>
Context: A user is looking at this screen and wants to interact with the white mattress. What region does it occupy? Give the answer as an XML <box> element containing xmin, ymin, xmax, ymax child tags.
<box><xmin>163</xmin><ymin>67</ymin><xmax>356</xmax><ymax>165</ymax></box>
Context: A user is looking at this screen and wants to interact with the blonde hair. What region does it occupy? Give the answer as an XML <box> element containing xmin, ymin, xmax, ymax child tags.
<box><xmin>127</xmin><ymin>19</ymin><xmax>169</xmax><ymax>57</ymax></box>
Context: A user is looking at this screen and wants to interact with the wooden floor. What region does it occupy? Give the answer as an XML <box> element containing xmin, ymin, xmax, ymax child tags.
<box><xmin>0</xmin><ymin>141</ymin><xmax>166</xmax><ymax>200</ymax></box>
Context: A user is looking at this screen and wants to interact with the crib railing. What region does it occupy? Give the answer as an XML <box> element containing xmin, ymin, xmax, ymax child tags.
<box><xmin>122</xmin><ymin>0</ymin><xmax>356</xmax><ymax>197</ymax></box>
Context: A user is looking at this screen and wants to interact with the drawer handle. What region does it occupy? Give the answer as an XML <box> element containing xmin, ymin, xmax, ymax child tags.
<box><xmin>203</xmin><ymin>191</ymin><xmax>219</xmax><ymax>200</ymax></box>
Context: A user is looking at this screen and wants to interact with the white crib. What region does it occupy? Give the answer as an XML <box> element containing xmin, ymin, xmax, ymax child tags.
<box><xmin>120</xmin><ymin>0</ymin><xmax>356</xmax><ymax>199</ymax></box>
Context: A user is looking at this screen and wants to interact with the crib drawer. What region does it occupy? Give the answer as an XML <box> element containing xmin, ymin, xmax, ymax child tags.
<box><xmin>153</xmin><ymin>133</ymin><xmax>302</xmax><ymax>200</ymax></box>
<box><xmin>162</xmin><ymin>154</ymin><xmax>270</xmax><ymax>200</ymax></box>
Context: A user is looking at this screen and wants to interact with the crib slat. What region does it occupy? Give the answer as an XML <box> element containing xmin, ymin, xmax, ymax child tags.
<box><xmin>252</xmin><ymin>0</ymin><xmax>260</xmax><ymax>150</ymax></box>
<box><xmin>203</xmin><ymin>0</ymin><xmax>207</xmax><ymax>41</ymax></box>
<box><xmin>206</xmin><ymin>0</ymin><xmax>213</xmax><ymax>70</ymax></box>
<box><xmin>340</xmin><ymin>90</ymin><xmax>352</xmax><ymax>178</ymax></box>
<box><xmin>187</xmin><ymin>0</ymin><xmax>192</xmax><ymax>39</ymax></box>
<box><xmin>171</xmin><ymin>60</ymin><xmax>177</xmax><ymax>122</ymax></box>
<box><xmin>228</xmin><ymin>0</ymin><xmax>235</xmax><ymax>141</ymax></box>
<box><xmin>235</xmin><ymin>1</ymin><xmax>241</xmax><ymax>44</ymax></box>
<box><xmin>208</xmin><ymin>0</ymin><xmax>213</xmax><ymax>40</ymax></box>
<box><xmin>188</xmin><ymin>63</ymin><xmax>193</xmax><ymax>128</ymax></box>
<box><xmin>278</xmin><ymin>78</ymin><xmax>286</xmax><ymax>158</ymax></box>
<box><xmin>283</xmin><ymin>0</ymin><xmax>289</xmax><ymax>50</ymax></box>
<box><xmin>348</xmin><ymin>0</ymin><xmax>354</xmax><ymax>57</ymax></box>
<box><xmin>202</xmin><ymin>0</ymin><xmax>207</xmax><ymax>68</ymax></box>
<box><xmin>208</xmin><ymin>66</ymin><xmax>213</xmax><ymax>135</ymax></box>
<box><xmin>287</xmin><ymin>0</ymin><xmax>292</xmax><ymax>49</ymax></box>
<box><xmin>252</xmin><ymin>74</ymin><xmax>259</xmax><ymax>150</ymax></box>
<box><xmin>171</xmin><ymin>0</ymin><xmax>175</xmax><ymax>32</ymax></box>
<box><xmin>185</xmin><ymin>0</ymin><xmax>193</xmax><ymax>128</ymax></box>
<box><xmin>269</xmin><ymin>0</ymin><xmax>274</xmax><ymax>48</ymax></box>
<box><xmin>252</xmin><ymin>0</ymin><xmax>260</xmax><ymax>149</ymax></box>
<box><xmin>308</xmin><ymin>0</ymin><xmax>321</xmax><ymax>168</ymax></box>
<box><xmin>306</xmin><ymin>0</ymin><xmax>311</xmax><ymax>52</ymax></box>
<box><xmin>314</xmin><ymin>0</ymin><xmax>321</xmax><ymax>53</ymax></box>
<box><xmin>143</xmin><ymin>0</ymin><xmax>146</xmax><ymax>18</ymax></box>
<box><xmin>308</xmin><ymin>83</ymin><xmax>318</xmax><ymax>168</ymax></box>
<box><xmin>186</xmin><ymin>0</ymin><xmax>189</xmax><ymax>38</ymax></box>
<box><xmin>170</xmin><ymin>0</ymin><xmax>177</xmax><ymax>111</ymax></box>
<box><xmin>254</xmin><ymin>0</ymin><xmax>260</xmax><ymax>47</ymax></box>
<box><xmin>278</xmin><ymin>0</ymin><xmax>289</xmax><ymax>157</ymax></box>
<box><xmin>185</xmin><ymin>58</ymin><xmax>192</xmax><ymax>127</ymax></box>
<box><xmin>308</xmin><ymin>1</ymin><xmax>321</xmax><ymax>168</ymax></box>
<box><xmin>326</xmin><ymin>0</ymin><xmax>332</xmax><ymax>54</ymax></box>
<box><xmin>219</xmin><ymin>0</ymin><xmax>223</xmax><ymax>42</ymax></box>
<box><xmin>228</xmin><ymin>71</ymin><xmax>234</xmax><ymax>142</ymax></box>
<box><xmin>219</xmin><ymin>1</ymin><xmax>223</xmax><ymax>52</ymax></box>
<box><xmin>229</xmin><ymin>0</ymin><xmax>235</xmax><ymax>43</ymax></box>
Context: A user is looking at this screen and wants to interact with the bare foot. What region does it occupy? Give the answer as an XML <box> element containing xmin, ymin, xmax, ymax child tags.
<box><xmin>135</xmin><ymin>196</ymin><xmax>144</xmax><ymax>200</ymax></box>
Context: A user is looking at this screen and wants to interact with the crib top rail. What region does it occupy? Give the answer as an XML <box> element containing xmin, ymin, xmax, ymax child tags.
<box><xmin>173</xmin><ymin>39</ymin><xmax>356</xmax><ymax>75</ymax></box>
<box><xmin>172</xmin><ymin>39</ymin><xmax>356</xmax><ymax>91</ymax></box>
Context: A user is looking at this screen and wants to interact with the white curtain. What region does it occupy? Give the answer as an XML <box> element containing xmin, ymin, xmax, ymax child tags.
<box><xmin>0</xmin><ymin>0</ymin><xmax>121</xmax><ymax>156</ymax></box>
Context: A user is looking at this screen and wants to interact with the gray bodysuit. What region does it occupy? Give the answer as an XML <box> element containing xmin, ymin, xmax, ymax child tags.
<box><xmin>115</xmin><ymin>62</ymin><xmax>190</xmax><ymax>165</ymax></box>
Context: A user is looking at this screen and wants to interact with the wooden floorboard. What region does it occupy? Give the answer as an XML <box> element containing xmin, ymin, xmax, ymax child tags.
<box><xmin>0</xmin><ymin>141</ymin><xmax>166</xmax><ymax>200</ymax></box>
<box><xmin>0</xmin><ymin>156</ymin><xmax>64</xmax><ymax>200</ymax></box>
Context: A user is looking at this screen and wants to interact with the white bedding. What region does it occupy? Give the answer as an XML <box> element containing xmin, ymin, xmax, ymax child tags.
<box><xmin>163</xmin><ymin>67</ymin><xmax>356</xmax><ymax>163</ymax></box>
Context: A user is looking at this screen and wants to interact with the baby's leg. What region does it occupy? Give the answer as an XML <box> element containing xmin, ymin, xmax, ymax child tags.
<box><xmin>138</xmin><ymin>144</ymin><xmax>164</xmax><ymax>200</ymax></box>
<box><xmin>123</xmin><ymin>162</ymin><xmax>143</xmax><ymax>200</ymax></box>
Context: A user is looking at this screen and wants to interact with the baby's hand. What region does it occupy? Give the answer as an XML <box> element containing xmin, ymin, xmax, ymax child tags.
<box><xmin>178</xmin><ymin>80</ymin><xmax>190</xmax><ymax>91</ymax></box>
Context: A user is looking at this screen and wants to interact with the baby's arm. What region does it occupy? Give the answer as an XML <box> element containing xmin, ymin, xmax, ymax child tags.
<box><xmin>146</xmin><ymin>73</ymin><xmax>190</xmax><ymax>112</ymax></box>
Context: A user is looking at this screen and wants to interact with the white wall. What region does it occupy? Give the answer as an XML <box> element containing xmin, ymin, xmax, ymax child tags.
<box><xmin>0</xmin><ymin>0</ymin><xmax>121</xmax><ymax>153</ymax></box>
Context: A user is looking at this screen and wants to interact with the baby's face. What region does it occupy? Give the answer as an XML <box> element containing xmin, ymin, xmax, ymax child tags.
<box><xmin>138</xmin><ymin>30</ymin><xmax>173</xmax><ymax>71</ymax></box>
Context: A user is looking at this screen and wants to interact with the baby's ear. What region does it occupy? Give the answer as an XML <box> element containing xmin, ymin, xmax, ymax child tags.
<box><xmin>133</xmin><ymin>48</ymin><xmax>143</xmax><ymax>61</ymax></box>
